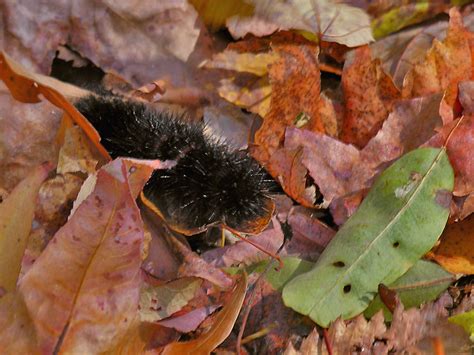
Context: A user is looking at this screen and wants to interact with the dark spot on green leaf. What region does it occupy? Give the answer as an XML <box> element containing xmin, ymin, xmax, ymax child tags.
<box><xmin>333</xmin><ymin>261</ymin><xmax>345</xmax><ymax>267</ymax></box>
<box><xmin>435</xmin><ymin>189</ymin><xmax>452</xmax><ymax>209</ymax></box>
<box><xmin>343</xmin><ymin>284</ymin><xmax>351</xmax><ymax>293</ymax></box>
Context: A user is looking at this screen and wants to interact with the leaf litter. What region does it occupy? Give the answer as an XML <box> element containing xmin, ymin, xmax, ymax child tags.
<box><xmin>1</xmin><ymin>2</ymin><xmax>474</xmax><ymax>354</ymax></box>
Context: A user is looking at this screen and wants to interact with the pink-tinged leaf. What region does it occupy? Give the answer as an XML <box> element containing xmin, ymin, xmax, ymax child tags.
<box><xmin>201</xmin><ymin>218</ymin><xmax>284</xmax><ymax>267</ymax></box>
<box><xmin>17</xmin><ymin>158</ymin><xmax>155</xmax><ymax>353</ymax></box>
<box><xmin>283</xmin><ymin>207</ymin><xmax>336</xmax><ymax>260</ymax></box>
<box><xmin>283</xmin><ymin>93</ymin><xmax>443</xmax><ymax>206</ymax></box>
<box><xmin>427</xmin><ymin>115</ymin><xmax>474</xmax><ymax>196</ymax></box>
<box><xmin>158</xmin><ymin>305</ymin><xmax>220</xmax><ymax>333</ymax></box>
<box><xmin>0</xmin><ymin>162</ymin><xmax>52</xmax><ymax>293</ymax></box>
<box><xmin>162</xmin><ymin>274</ymin><xmax>247</xmax><ymax>355</ymax></box>
<box><xmin>459</xmin><ymin>81</ymin><xmax>474</xmax><ymax>114</ymax></box>
<box><xmin>167</xmin><ymin>235</ymin><xmax>233</xmax><ymax>289</ymax></box>
<box><xmin>0</xmin><ymin>84</ymin><xmax>61</xmax><ymax>190</ymax></box>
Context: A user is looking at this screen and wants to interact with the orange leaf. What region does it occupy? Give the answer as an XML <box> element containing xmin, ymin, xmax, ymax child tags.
<box><xmin>253</xmin><ymin>38</ymin><xmax>323</xmax><ymax>164</ymax></box>
<box><xmin>402</xmin><ymin>8</ymin><xmax>472</xmax><ymax>102</ymax></box>
<box><xmin>340</xmin><ymin>45</ymin><xmax>401</xmax><ymax>148</ymax></box>
<box><xmin>430</xmin><ymin>214</ymin><xmax>474</xmax><ymax>275</ymax></box>
<box><xmin>267</xmin><ymin>147</ymin><xmax>316</xmax><ymax>207</ymax></box>
<box><xmin>0</xmin><ymin>162</ymin><xmax>52</xmax><ymax>293</ymax></box>
<box><xmin>0</xmin><ymin>51</ymin><xmax>111</xmax><ymax>160</ymax></box>
<box><xmin>0</xmin><ymin>293</ymin><xmax>39</xmax><ymax>354</ymax></box>
<box><xmin>17</xmin><ymin>159</ymin><xmax>155</xmax><ymax>353</ymax></box>
<box><xmin>162</xmin><ymin>273</ymin><xmax>248</xmax><ymax>355</ymax></box>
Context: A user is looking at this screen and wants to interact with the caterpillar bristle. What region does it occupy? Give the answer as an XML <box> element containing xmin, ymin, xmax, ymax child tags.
<box><xmin>74</xmin><ymin>95</ymin><xmax>276</xmax><ymax>234</ymax></box>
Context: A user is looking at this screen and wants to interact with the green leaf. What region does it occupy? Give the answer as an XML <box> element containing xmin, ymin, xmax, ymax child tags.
<box><xmin>449</xmin><ymin>310</ymin><xmax>474</xmax><ymax>341</ymax></box>
<box><xmin>265</xmin><ymin>257</ymin><xmax>314</xmax><ymax>291</ymax></box>
<box><xmin>282</xmin><ymin>148</ymin><xmax>454</xmax><ymax>327</ymax></box>
<box><xmin>364</xmin><ymin>260</ymin><xmax>454</xmax><ymax>321</ymax></box>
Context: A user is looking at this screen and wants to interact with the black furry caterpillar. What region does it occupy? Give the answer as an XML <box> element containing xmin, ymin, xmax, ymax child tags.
<box><xmin>74</xmin><ymin>95</ymin><xmax>276</xmax><ymax>235</ymax></box>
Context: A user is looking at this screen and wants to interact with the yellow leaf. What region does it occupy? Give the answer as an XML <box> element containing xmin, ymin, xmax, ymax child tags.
<box><xmin>0</xmin><ymin>162</ymin><xmax>52</xmax><ymax>293</ymax></box>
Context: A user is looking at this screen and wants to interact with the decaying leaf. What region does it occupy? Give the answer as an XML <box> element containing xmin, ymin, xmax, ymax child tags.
<box><xmin>0</xmin><ymin>51</ymin><xmax>109</xmax><ymax>160</ymax></box>
<box><xmin>228</xmin><ymin>0</ymin><xmax>374</xmax><ymax>47</ymax></box>
<box><xmin>17</xmin><ymin>158</ymin><xmax>155</xmax><ymax>353</ymax></box>
<box><xmin>0</xmin><ymin>163</ymin><xmax>52</xmax><ymax>294</ymax></box>
<box><xmin>2</xmin><ymin>1</ymin><xmax>202</xmax><ymax>84</ymax></box>
<box><xmin>283</xmin><ymin>148</ymin><xmax>454</xmax><ymax>327</ymax></box>
<box><xmin>217</xmin><ymin>76</ymin><xmax>271</xmax><ymax>117</ymax></box>
<box><xmin>56</xmin><ymin>125</ymin><xmax>99</xmax><ymax>175</ymax></box>
<box><xmin>402</xmin><ymin>8</ymin><xmax>472</xmax><ymax>101</ymax></box>
<box><xmin>162</xmin><ymin>273</ymin><xmax>247</xmax><ymax>355</ymax></box>
<box><xmin>140</xmin><ymin>277</ymin><xmax>203</xmax><ymax>323</ymax></box>
<box><xmin>427</xmin><ymin>115</ymin><xmax>474</xmax><ymax>196</ymax></box>
<box><xmin>253</xmin><ymin>39</ymin><xmax>323</xmax><ymax>164</ymax></box>
<box><xmin>0</xmin><ymin>82</ymin><xmax>61</xmax><ymax>190</ymax></box>
<box><xmin>202</xmin><ymin>50</ymin><xmax>278</xmax><ymax>76</ymax></box>
<box><xmin>430</xmin><ymin>213</ymin><xmax>474</xmax><ymax>274</ymax></box>
<box><xmin>340</xmin><ymin>45</ymin><xmax>401</xmax><ymax>148</ymax></box>
<box><xmin>201</xmin><ymin>217</ymin><xmax>284</xmax><ymax>267</ymax></box>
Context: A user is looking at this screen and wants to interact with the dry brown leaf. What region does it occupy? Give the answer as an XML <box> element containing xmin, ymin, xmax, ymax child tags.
<box><xmin>340</xmin><ymin>45</ymin><xmax>401</xmax><ymax>148</ymax></box>
<box><xmin>0</xmin><ymin>162</ymin><xmax>52</xmax><ymax>294</ymax></box>
<box><xmin>0</xmin><ymin>82</ymin><xmax>61</xmax><ymax>190</ymax></box>
<box><xmin>56</xmin><ymin>125</ymin><xmax>99</xmax><ymax>175</ymax></box>
<box><xmin>283</xmin><ymin>206</ymin><xmax>336</xmax><ymax>260</ymax></box>
<box><xmin>285</xmin><ymin>293</ymin><xmax>471</xmax><ymax>354</ymax></box>
<box><xmin>23</xmin><ymin>173</ymin><xmax>85</xmax><ymax>274</ymax></box>
<box><xmin>0</xmin><ymin>292</ymin><xmax>40</xmax><ymax>354</ymax></box>
<box><xmin>267</xmin><ymin>147</ymin><xmax>316</xmax><ymax>208</ymax></box>
<box><xmin>203</xmin><ymin>50</ymin><xmax>278</xmax><ymax>76</ymax></box>
<box><xmin>281</xmin><ymin>93</ymin><xmax>443</xmax><ymax>206</ymax></box>
<box><xmin>253</xmin><ymin>39</ymin><xmax>323</xmax><ymax>164</ymax></box>
<box><xmin>0</xmin><ymin>51</ymin><xmax>110</xmax><ymax>160</ymax></box>
<box><xmin>1</xmin><ymin>1</ymin><xmax>202</xmax><ymax>85</ymax></box>
<box><xmin>402</xmin><ymin>8</ymin><xmax>472</xmax><ymax>101</ymax></box>
<box><xmin>201</xmin><ymin>218</ymin><xmax>284</xmax><ymax>267</ymax></box>
<box><xmin>430</xmin><ymin>213</ymin><xmax>474</xmax><ymax>274</ymax></box>
<box><xmin>217</xmin><ymin>76</ymin><xmax>271</xmax><ymax>117</ymax></box>
<box><xmin>167</xmin><ymin>234</ymin><xmax>233</xmax><ymax>289</ymax></box>
<box><xmin>427</xmin><ymin>115</ymin><xmax>474</xmax><ymax>196</ymax></box>
<box><xmin>17</xmin><ymin>159</ymin><xmax>154</xmax><ymax>353</ymax></box>
<box><xmin>162</xmin><ymin>273</ymin><xmax>247</xmax><ymax>355</ymax></box>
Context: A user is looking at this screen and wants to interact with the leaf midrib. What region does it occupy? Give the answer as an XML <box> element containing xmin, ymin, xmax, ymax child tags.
<box><xmin>308</xmin><ymin>148</ymin><xmax>447</xmax><ymax>318</ymax></box>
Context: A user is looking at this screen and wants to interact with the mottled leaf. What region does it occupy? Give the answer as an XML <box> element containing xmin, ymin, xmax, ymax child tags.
<box><xmin>253</xmin><ymin>39</ymin><xmax>323</xmax><ymax>163</ymax></box>
<box><xmin>340</xmin><ymin>46</ymin><xmax>401</xmax><ymax>148</ymax></box>
<box><xmin>18</xmin><ymin>158</ymin><xmax>154</xmax><ymax>353</ymax></box>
